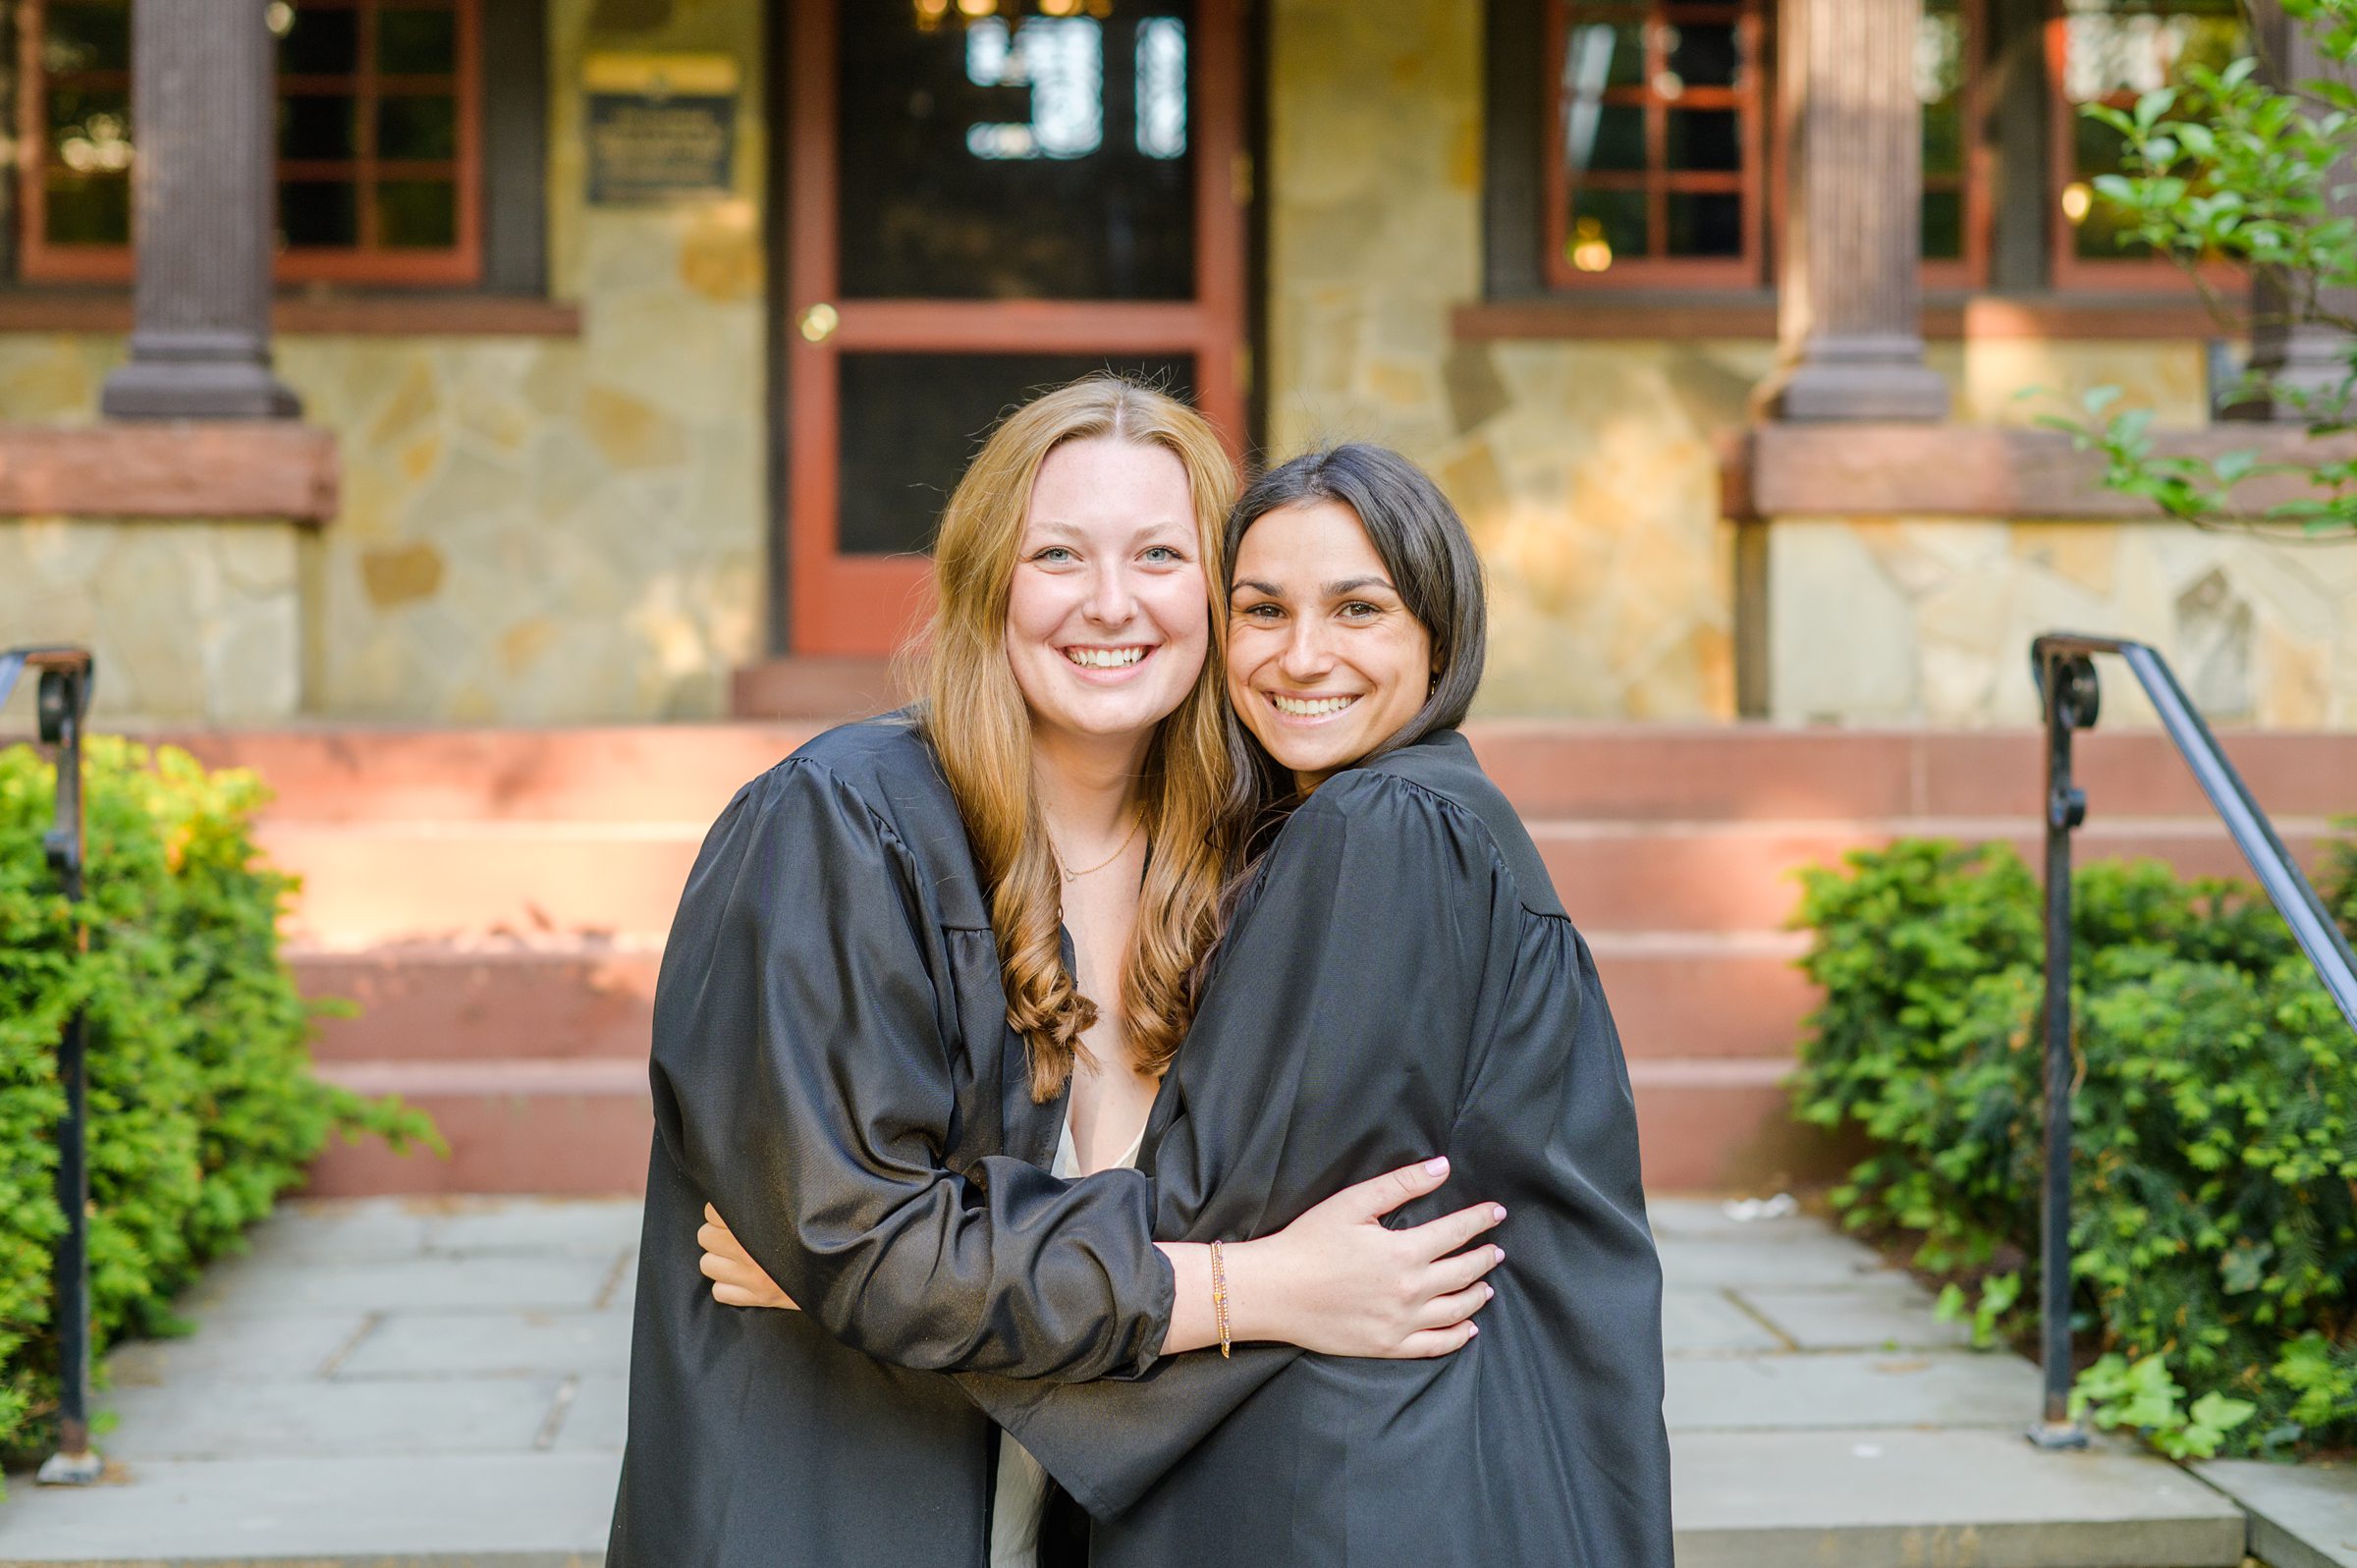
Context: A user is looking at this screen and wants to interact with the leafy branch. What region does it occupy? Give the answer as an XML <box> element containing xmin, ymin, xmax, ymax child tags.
<box><xmin>2047</xmin><ymin>2</ymin><xmax>2357</xmax><ymax>538</ymax></box>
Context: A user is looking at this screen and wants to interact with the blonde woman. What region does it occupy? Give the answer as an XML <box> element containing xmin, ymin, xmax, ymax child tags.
<box><xmin>608</xmin><ymin>382</ymin><xmax>1501</xmax><ymax>1568</ymax></box>
<box><xmin>702</xmin><ymin>444</ymin><xmax>1673</xmax><ymax>1568</ymax></box>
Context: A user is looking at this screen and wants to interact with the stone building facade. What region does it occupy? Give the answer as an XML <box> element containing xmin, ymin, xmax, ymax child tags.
<box><xmin>0</xmin><ymin>0</ymin><xmax>2349</xmax><ymax>730</ymax></box>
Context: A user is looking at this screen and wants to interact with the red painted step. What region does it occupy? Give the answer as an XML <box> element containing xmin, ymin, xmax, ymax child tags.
<box><xmin>231</xmin><ymin>722</ymin><xmax>2351</xmax><ymax>1198</ymax></box>
<box><xmin>259</xmin><ymin>814</ymin><xmax>2342</xmax><ymax>944</ymax></box>
<box><xmin>158</xmin><ymin>722</ymin><xmax>2357</xmax><ymax>824</ymax></box>
<box><xmin>294</xmin><ymin>933</ymin><xmax>1820</xmax><ymax>1068</ymax></box>
<box><xmin>301</xmin><ymin>1056</ymin><xmax>1828</xmax><ymax>1197</ymax></box>
<box><xmin>295</xmin><ymin>941</ymin><xmax>662</xmax><ymax>1063</ymax></box>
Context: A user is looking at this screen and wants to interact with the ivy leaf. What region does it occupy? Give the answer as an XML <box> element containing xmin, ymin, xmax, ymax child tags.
<box><xmin>2220</xmin><ymin>1239</ymin><xmax>2274</xmax><ymax>1294</ymax></box>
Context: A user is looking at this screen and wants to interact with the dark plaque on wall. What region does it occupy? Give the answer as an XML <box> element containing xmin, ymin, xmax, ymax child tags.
<box><xmin>585</xmin><ymin>54</ymin><xmax>740</xmax><ymax>204</ymax></box>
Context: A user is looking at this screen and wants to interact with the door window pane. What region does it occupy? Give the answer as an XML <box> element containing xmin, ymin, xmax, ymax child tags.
<box><xmin>837</xmin><ymin>353</ymin><xmax>1198</xmax><ymax>556</ymax></box>
<box><xmin>837</xmin><ymin>2</ymin><xmax>1196</xmax><ymax>300</ymax></box>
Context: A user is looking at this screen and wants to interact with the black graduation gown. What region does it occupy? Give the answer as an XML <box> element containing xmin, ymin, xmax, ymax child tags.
<box><xmin>964</xmin><ymin>730</ymin><xmax>1674</xmax><ymax>1568</ymax></box>
<box><xmin>608</xmin><ymin>717</ymin><xmax>1177</xmax><ymax>1568</ymax></box>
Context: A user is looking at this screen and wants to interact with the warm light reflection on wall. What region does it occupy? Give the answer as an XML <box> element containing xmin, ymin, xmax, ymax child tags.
<box><xmin>2060</xmin><ymin>181</ymin><xmax>2094</xmax><ymax>224</ymax></box>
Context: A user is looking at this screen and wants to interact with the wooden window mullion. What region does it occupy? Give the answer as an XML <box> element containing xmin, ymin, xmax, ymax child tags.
<box><xmin>356</xmin><ymin>0</ymin><xmax>379</xmax><ymax>252</ymax></box>
<box><xmin>1646</xmin><ymin>9</ymin><xmax>1667</xmax><ymax>261</ymax></box>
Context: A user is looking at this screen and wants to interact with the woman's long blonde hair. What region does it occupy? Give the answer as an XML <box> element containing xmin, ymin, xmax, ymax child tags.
<box><xmin>911</xmin><ymin>376</ymin><xmax>1238</xmax><ymax>1101</ymax></box>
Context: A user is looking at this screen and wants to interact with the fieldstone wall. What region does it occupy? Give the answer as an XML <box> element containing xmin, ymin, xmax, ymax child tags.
<box><xmin>0</xmin><ymin>0</ymin><xmax>765</xmax><ymax>725</ymax></box>
<box><xmin>1770</xmin><ymin>519</ymin><xmax>2357</xmax><ymax>728</ymax></box>
<box><xmin>0</xmin><ymin>517</ymin><xmax>303</xmax><ymax>725</ymax></box>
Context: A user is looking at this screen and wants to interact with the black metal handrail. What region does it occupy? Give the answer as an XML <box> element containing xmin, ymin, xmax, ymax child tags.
<box><xmin>2028</xmin><ymin>632</ymin><xmax>2357</xmax><ymax>1450</ymax></box>
<box><xmin>0</xmin><ymin>646</ymin><xmax>101</xmax><ymax>1487</ymax></box>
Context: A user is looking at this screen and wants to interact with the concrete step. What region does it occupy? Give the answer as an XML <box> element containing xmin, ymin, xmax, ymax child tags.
<box><xmin>213</xmin><ymin>721</ymin><xmax>2347</xmax><ymax>1200</ymax></box>
<box><xmin>262</xmin><ymin>813</ymin><xmax>2345</xmax><ymax>942</ymax></box>
<box><xmin>165</xmin><ymin>721</ymin><xmax>2357</xmax><ymax>825</ymax></box>
<box><xmin>293</xmin><ymin>931</ymin><xmax>1832</xmax><ymax>1195</ymax></box>
<box><xmin>171</xmin><ymin>722</ymin><xmax>820</xmax><ymax>824</ymax></box>
<box><xmin>1672</xmin><ymin>1428</ymin><xmax>2245</xmax><ymax>1568</ymax></box>
<box><xmin>307</xmin><ymin>1058</ymin><xmax>653</xmax><ymax>1198</ymax></box>
<box><xmin>302</xmin><ymin>1054</ymin><xmax>1818</xmax><ymax>1197</ymax></box>
<box><xmin>295</xmin><ymin>940</ymin><xmax>663</xmax><ymax>1063</ymax></box>
<box><xmin>293</xmin><ymin>932</ymin><xmax>1818</xmax><ymax>1066</ymax></box>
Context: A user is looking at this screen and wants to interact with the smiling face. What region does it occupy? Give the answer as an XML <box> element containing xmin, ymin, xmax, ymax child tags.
<box><xmin>1003</xmin><ymin>434</ymin><xmax>1210</xmax><ymax>754</ymax></box>
<box><xmin>1227</xmin><ymin>498</ymin><xmax>1436</xmax><ymax>793</ymax></box>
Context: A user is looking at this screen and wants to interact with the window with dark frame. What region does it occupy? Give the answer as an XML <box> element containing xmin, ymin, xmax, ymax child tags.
<box><xmin>17</xmin><ymin>0</ymin><xmax>485</xmax><ymax>287</ymax></box>
<box><xmin>1515</xmin><ymin>0</ymin><xmax>2240</xmax><ymax>298</ymax></box>
<box><xmin>1546</xmin><ymin>0</ymin><xmax>1770</xmax><ymax>287</ymax></box>
<box><xmin>1539</xmin><ymin>0</ymin><xmax>1995</xmax><ymax>290</ymax></box>
<box><xmin>2046</xmin><ymin>0</ymin><xmax>2245</xmax><ymax>287</ymax></box>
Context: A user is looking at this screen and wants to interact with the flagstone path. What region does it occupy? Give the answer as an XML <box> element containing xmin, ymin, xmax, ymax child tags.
<box><xmin>0</xmin><ymin>1193</ymin><xmax>2342</xmax><ymax>1567</ymax></box>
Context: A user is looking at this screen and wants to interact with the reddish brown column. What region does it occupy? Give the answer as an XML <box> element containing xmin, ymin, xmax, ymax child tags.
<box><xmin>1756</xmin><ymin>0</ymin><xmax>1950</xmax><ymax>421</ymax></box>
<box><xmin>100</xmin><ymin>0</ymin><xmax>299</xmax><ymax>419</ymax></box>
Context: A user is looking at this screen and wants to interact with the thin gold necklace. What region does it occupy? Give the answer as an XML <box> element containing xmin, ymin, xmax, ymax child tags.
<box><xmin>1054</xmin><ymin>813</ymin><xmax>1143</xmax><ymax>882</ymax></box>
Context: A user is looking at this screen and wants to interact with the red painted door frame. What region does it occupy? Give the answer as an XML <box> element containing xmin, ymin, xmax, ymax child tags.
<box><xmin>780</xmin><ymin>0</ymin><xmax>1249</xmax><ymax>656</ymax></box>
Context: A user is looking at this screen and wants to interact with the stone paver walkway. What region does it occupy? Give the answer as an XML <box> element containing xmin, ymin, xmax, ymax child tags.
<box><xmin>0</xmin><ymin>1194</ymin><xmax>2328</xmax><ymax>1566</ymax></box>
<box><xmin>1</xmin><ymin>1196</ymin><xmax>631</xmax><ymax>1566</ymax></box>
<box><xmin>2197</xmin><ymin>1459</ymin><xmax>2357</xmax><ymax>1568</ymax></box>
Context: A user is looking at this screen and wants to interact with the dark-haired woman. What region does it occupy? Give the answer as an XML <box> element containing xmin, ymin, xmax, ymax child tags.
<box><xmin>706</xmin><ymin>443</ymin><xmax>1672</xmax><ymax>1566</ymax></box>
<box><xmin>611</xmin><ymin>390</ymin><xmax>1503</xmax><ymax>1568</ymax></box>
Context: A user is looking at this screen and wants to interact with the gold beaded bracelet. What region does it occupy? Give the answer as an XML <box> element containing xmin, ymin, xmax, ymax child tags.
<box><xmin>1209</xmin><ymin>1238</ymin><xmax>1232</xmax><ymax>1358</ymax></box>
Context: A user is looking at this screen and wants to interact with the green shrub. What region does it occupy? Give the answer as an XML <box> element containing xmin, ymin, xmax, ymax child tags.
<box><xmin>0</xmin><ymin>738</ymin><xmax>435</xmax><ymax>1459</ymax></box>
<box><xmin>1792</xmin><ymin>837</ymin><xmax>2357</xmax><ymax>1457</ymax></box>
<box><xmin>2327</xmin><ymin>819</ymin><xmax>2357</xmax><ymax>938</ymax></box>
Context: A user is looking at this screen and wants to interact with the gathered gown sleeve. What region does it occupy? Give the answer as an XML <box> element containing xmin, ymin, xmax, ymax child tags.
<box><xmin>650</xmin><ymin>758</ymin><xmax>1174</xmax><ymax>1383</ymax></box>
<box><xmin>960</xmin><ymin>772</ymin><xmax>1504</xmax><ymax>1514</ymax></box>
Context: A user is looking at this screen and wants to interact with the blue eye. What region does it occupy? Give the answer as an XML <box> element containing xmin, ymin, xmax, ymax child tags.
<box><xmin>1142</xmin><ymin>545</ymin><xmax>1183</xmax><ymax>565</ymax></box>
<box><xmin>1034</xmin><ymin>546</ymin><xmax>1077</xmax><ymax>565</ymax></box>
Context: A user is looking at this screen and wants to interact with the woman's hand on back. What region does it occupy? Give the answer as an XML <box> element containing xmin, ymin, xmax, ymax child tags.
<box><xmin>1225</xmin><ymin>1156</ymin><xmax>1504</xmax><ymax>1359</ymax></box>
<box><xmin>698</xmin><ymin>1205</ymin><xmax>799</xmax><ymax>1311</ymax></box>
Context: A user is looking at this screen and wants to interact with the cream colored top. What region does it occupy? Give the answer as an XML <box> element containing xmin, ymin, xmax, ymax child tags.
<box><xmin>988</xmin><ymin>1110</ymin><xmax>1147</xmax><ymax>1568</ymax></box>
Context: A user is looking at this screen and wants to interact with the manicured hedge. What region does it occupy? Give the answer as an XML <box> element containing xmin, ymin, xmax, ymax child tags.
<box><xmin>0</xmin><ymin>739</ymin><xmax>433</xmax><ymax>1458</ymax></box>
<box><xmin>1792</xmin><ymin>834</ymin><xmax>2357</xmax><ymax>1457</ymax></box>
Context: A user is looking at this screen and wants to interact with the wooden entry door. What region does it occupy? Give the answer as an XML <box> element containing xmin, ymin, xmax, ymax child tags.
<box><xmin>783</xmin><ymin>0</ymin><xmax>1246</xmax><ymax>656</ymax></box>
